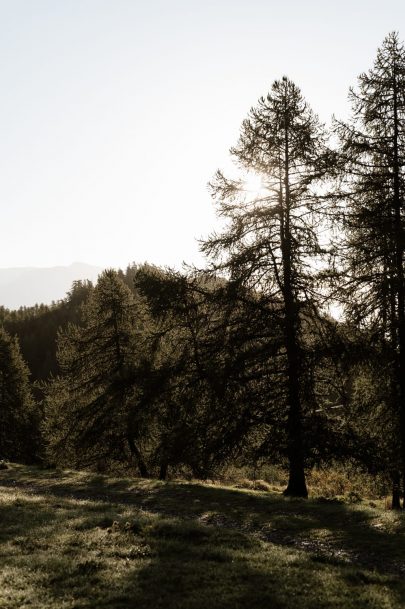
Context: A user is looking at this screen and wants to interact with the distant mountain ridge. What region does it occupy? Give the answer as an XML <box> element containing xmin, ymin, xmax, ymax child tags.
<box><xmin>0</xmin><ymin>263</ymin><xmax>102</xmax><ymax>310</ymax></box>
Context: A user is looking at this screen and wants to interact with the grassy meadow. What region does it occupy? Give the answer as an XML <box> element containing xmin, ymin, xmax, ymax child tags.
<box><xmin>0</xmin><ymin>464</ymin><xmax>404</xmax><ymax>608</ymax></box>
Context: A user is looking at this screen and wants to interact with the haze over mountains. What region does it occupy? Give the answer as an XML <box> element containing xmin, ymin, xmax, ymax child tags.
<box><xmin>0</xmin><ymin>263</ymin><xmax>102</xmax><ymax>310</ymax></box>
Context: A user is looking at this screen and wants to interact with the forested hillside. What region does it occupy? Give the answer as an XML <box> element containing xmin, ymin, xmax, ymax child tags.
<box><xmin>2</xmin><ymin>33</ymin><xmax>405</xmax><ymax>512</ymax></box>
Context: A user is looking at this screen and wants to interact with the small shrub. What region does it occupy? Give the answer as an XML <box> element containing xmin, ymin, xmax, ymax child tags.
<box><xmin>233</xmin><ymin>478</ymin><xmax>271</xmax><ymax>491</ymax></box>
<box><xmin>124</xmin><ymin>520</ymin><xmax>144</xmax><ymax>534</ymax></box>
<box><xmin>97</xmin><ymin>518</ymin><xmax>114</xmax><ymax>529</ymax></box>
<box><xmin>307</xmin><ymin>465</ymin><xmax>387</xmax><ymax>499</ymax></box>
<box><xmin>252</xmin><ymin>479</ymin><xmax>272</xmax><ymax>492</ymax></box>
<box><xmin>347</xmin><ymin>491</ymin><xmax>362</xmax><ymax>504</ymax></box>
<box><xmin>316</xmin><ymin>496</ymin><xmax>344</xmax><ymax>505</ymax></box>
<box><xmin>217</xmin><ymin>464</ymin><xmax>287</xmax><ymax>489</ymax></box>
<box><xmin>73</xmin><ymin>560</ymin><xmax>100</xmax><ymax>576</ymax></box>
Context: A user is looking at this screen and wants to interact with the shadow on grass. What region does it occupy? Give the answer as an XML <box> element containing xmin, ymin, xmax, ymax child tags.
<box><xmin>1</xmin><ymin>468</ymin><xmax>405</xmax><ymax>609</ymax></box>
<box><xmin>98</xmin><ymin>515</ymin><xmax>405</xmax><ymax>609</ymax></box>
<box><xmin>1</xmin><ymin>465</ymin><xmax>405</xmax><ymax>577</ymax></box>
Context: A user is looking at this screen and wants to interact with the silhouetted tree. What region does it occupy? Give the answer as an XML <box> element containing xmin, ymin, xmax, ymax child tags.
<box><xmin>202</xmin><ymin>77</ymin><xmax>330</xmax><ymax>496</ymax></box>
<box><xmin>334</xmin><ymin>32</ymin><xmax>405</xmax><ymax>507</ymax></box>
<box><xmin>135</xmin><ymin>266</ymin><xmax>285</xmax><ymax>479</ymax></box>
<box><xmin>43</xmin><ymin>270</ymin><xmax>149</xmax><ymax>476</ymax></box>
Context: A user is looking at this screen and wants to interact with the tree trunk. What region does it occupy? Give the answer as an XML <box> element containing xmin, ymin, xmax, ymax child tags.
<box><xmin>127</xmin><ymin>436</ymin><xmax>149</xmax><ymax>478</ymax></box>
<box><xmin>282</xmin><ymin>251</ymin><xmax>307</xmax><ymax>498</ymax></box>
<box><xmin>392</xmin><ymin>470</ymin><xmax>401</xmax><ymax>509</ymax></box>
<box><xmin>283</xmin><ymin>321</ymin><xmax>308</xmax><ymax>498</ymax></box>
<box><xmin>281</xmin><ymin>114</ymin><xmax>308</xmax><ymax>499</ymax></box>
<box><xmin>159</xmin><ymin>460</ymin><xmax>168</xmax><ymax>481</ymax></box>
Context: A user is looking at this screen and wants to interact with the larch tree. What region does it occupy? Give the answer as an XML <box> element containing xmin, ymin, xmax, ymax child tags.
<box><xmin>334</xmin><ymin>32</ymin><xmax>405</xmax><ymax>507</ymax></box>
<box><xmin>202</xmin><ymin>77</ymin><xmax>330</xmax><ymax>497</ymax></box>
<box><xmin>134</xmin><ymin>266</ymin><xmax>284</xmax><ymax>480</ymax></box>
<box><xmin>43</xmin><ymin>269</ymin><xmax>149</xmax><ymax>476</ymax></box>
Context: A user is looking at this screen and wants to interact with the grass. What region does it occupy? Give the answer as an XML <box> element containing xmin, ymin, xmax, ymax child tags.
<box><xmin>0</xmin><ymin>464</ymin><xmax>404</xmax><ymax>608</ymax></box>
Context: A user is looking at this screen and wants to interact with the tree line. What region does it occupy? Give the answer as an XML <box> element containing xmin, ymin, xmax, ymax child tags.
<box><xmin>1</xmin><ymin>32</ymin><xmax>405</xmax><ymax>507</ymax></box>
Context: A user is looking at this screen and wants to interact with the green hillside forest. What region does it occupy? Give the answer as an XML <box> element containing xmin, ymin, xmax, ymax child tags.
<box><xmin>2</xmin><ymin>32</ymin><xmax>405</xmax><ymax>609</ymax></box>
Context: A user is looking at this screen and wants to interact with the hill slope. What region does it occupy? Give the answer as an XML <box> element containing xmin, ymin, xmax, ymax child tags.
<box><xmin>0</xmin><ymin>464</ymin><xmax>404</xmax><ymax>609</ymax></box>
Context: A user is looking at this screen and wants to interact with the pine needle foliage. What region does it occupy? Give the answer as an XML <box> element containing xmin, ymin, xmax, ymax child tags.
<box><xmin>202</xmin><ymin>77</ymin><xmax>331</xmax><ymax>496</ymax></box>
<box><xmin>334</xmin><ymin>32</ymin><xmax>405</xmax><ymax>506</ymax></box>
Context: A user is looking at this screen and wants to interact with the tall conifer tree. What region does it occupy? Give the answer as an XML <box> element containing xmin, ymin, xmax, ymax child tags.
<box><xmin>44</xmin><ymin>270</ymin><xmax>149</xmax><ymax>476</ymax></box>
<box><xmin>203</xmin><ymin>77</ymin><xmax>329</xmax><ymax>497</ymax></box>
<box><xmin>334</xmin><ymin>32</ymin><xmax>405</xmax><ymax>507</ymax></box>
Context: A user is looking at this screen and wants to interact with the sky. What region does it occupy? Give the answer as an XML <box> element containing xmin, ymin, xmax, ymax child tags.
<box><xmin>1</xmin><ymin>0</ymin><xmax>404</xmax><ymax>271</ymax></box>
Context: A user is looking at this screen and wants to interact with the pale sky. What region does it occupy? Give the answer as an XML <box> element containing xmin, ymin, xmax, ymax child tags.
<box><xmin>1</xmin><ymin>1</ymin><xmax>404</xmax><ymax>270</ymax></box>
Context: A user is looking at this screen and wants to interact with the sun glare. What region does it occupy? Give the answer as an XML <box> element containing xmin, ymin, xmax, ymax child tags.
<box><xmin>243</xmin><ymin>173</ymin><xmax>265</xmax><ymax>199</ymax></box>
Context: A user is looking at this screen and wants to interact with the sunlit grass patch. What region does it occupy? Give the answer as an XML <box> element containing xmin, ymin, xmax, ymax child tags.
<box><xmin>0</xmin><ymin>465</ymin><xmax>404</xmax><ymax>608</ymax></box>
